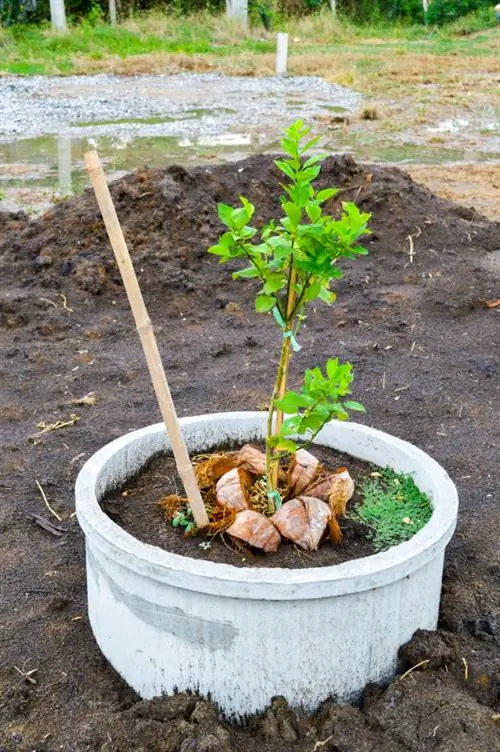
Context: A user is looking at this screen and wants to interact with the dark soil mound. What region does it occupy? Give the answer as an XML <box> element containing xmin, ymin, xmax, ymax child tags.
<box><xmin>0</xmin><ymin>155</ymin><xmax>498</xmax><ymax>752</ymax></box>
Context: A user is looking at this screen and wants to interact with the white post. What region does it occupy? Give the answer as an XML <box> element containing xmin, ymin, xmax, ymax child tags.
<box><xmin>330</xmin><ymin>0</ymin><xmax>337</xmax><ymax>15</ymax></box>
<box><xmin>109</xmin><ymin>0</ymin><xmax>117</xmax><ymax>26</ymax></box>
<box><xmin>276</xmin><ymin>33</ymin><xmax>288</xmax><ymax>77</ymax></box>
<box><xmin>57</xmin><ymin>135</ymin><xmax>72</xmax><ymax>195</ymax></box>
<box><xmin>49</xmin><ymin>0</ymin><xmax>66</xmax><ymax>30</ymax></box>
<box><xmin>422</xmin><ymin>0</ymin><xmax>429</xmax><ymax>12</ymax></box>
<box><xmin>226</xmin><ymin>0</ymin><xmax>248</xmax><ymax>27</ymax></box>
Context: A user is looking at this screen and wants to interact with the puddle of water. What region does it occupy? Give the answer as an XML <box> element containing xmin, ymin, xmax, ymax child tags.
<box><xmin>0</xmin><ymin>131</ymin><xmax>277</xmax><ymax>200</ymax></box>
<box><xmin>73</xmin><ymin>108</ymin><xmax>237</xmax><ymax>129</ymax></box>
<box><xmin>1</xmin><ymin>128</ymin><xmax>499</xmax><ymax>213</ymax></box>
<box><xmin>325</xmin><ymin>132</ymin><xmax>500</xmax><ymax>165</ymax></box>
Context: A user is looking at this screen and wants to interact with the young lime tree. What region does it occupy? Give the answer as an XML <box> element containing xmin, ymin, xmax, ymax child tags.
<box><xmin>209</xmin><ymin>121</ymin><xmax>371</xmax><ymax>513</ymax></box>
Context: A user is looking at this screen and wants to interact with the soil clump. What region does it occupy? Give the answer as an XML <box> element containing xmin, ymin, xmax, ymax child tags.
<box><xmin>0</xmin><ymin>154</ymin><xmax>498</xmax><ymax>751</ymax></box>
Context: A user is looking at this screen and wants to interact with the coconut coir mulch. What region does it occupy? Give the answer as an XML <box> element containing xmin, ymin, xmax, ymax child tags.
<box><xmin>103</xmin><ymin>447</ymin><xmax>377</xmax><ymax>567</ymax></box>
<box><xmin>0</xmin><ymin>154</ymin><xmax>498</xmax><ymax>752</ymax></box>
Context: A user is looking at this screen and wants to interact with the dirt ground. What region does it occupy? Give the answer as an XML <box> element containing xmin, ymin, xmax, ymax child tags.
<box><xmin>406</xmin><ymin>164</ymin><xmax>500</xmax><ymax>223</ymax></box>
<box><xmin>0</xmin><ymin>154</ymin><xmax>499</xmax><ymax>751</ymax></box>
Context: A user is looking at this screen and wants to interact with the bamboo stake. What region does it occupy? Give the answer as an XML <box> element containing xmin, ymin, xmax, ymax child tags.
<box><xmin>84</xmin><ymin>150</ymin><xmax>209</xmax><ymax>528</ymax></box>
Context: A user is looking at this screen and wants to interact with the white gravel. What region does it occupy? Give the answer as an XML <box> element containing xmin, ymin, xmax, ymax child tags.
<box><xmin>0</xmin><ymin>72</ymin><xmax>361</xmax><ymax>142</ymax></box>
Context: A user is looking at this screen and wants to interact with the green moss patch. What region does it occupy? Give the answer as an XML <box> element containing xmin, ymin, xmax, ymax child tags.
<box><xmin>352</xmin><ymin>468</ymin><xmax>433</xmax><ymax>551</ymax></box>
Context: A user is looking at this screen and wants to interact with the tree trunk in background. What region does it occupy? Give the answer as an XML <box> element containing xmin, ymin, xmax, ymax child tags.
<box><xmin>330</xmin><ymin>0</ymin><xmax>337</xmax><ymax>15</ymax></box>
<box><xmin>423</xmin><ymin>0</ymin><xmax>429</xmax><ymax>12</ymax></box>
<box><xmin>226</xmin><ymin>0</ymin><xmax>248</xmax><ymax>27</ymax></box>
<box><xmin>49</xmin><ymin>0</ymin><xmax>66</xmax><ymax>30</ymax></box>
<box><xmin>109</xmin><ymin>0</ymin><xmax>117</xmax><ymax>25</ymax></box>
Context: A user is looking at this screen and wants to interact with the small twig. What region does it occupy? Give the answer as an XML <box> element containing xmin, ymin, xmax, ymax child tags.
<box><xmin>462</xmin><ymin>657</ymin><xmax>469</xmax><ymax>681</ymax></box>
<box><xmin>14</xmin><ymin>663</ymin><xmax>38</xmax><ymax>685</ymax></box>
<box><xmin>382</xmin><ymin>371</ymin><xmax>386</xmax><ymax>390</ymax></box>
<box><xmin>26</xmin><ymin>513</ymin><xmax>66</xmax><ymax>536</ymax></box>
<box><xmin>405</xmin><ymin>227</ymin><xmax>421</xmax><ymax>265</ymax></box>
<box><xmin>398</xmin><ymin>659</ymin><xmax>430</xmax><ymax>682</ymax></box>
<box><xmin>313</xmin><ymin>735</ymin><xmax>334</xmax><ymax>750</ymax></box>
<box><xmin>407</xmin><ymin>234</ymin><xmax>415</xmax><ymax>264</ymax></box>
<box><xmin>35</xmin><ymin>480</ymin><xmax>63</xmax><ymax>522</ymax></box>
<box><xmin>336</xmin><ymin>183</ymin><xmax>364</xmax><ymax>196</ymax></box>
<box><xmin>58</xmin><ymin>293</ymin><xmax>73</xmax><ymax>312</ymax></box>
<box><xmin>39</xmin><ymin>297</ymin><xmax>57</xmax><ymax>308</ymax></box>
<box><xmin>30</xmin><ymin>414</ymin><xmax>80</xmax><ymax>440</ymax></box>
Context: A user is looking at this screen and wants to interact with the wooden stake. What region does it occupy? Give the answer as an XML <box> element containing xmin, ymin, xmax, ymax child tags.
<box><xmin>84</xmin><ymin>150</ymin><xmax>209</xmax><ymax>528</ymax></box>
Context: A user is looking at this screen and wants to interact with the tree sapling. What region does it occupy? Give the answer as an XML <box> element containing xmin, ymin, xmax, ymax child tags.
<box><xmin>209</xmin><ymin>121</ymin><xmax>371</xmax><ymax>517</ymax></box>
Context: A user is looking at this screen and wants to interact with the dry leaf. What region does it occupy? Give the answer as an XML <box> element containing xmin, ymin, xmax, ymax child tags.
<box><xmin>69</xmin><ymin>392</ymin><xmax>97</xmax><ymax>407</ymax></box>
<box><xmin>328</xmin><ymin>513</ymin><xmax>343</xmax><ymax>544</ymax></box>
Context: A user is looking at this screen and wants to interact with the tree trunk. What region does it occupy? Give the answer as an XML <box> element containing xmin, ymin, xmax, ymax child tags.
<box><xmin>226</xmin><ymin>0</ymin><xmax>248</xmax><ymax>27</ymax></box>
<box><xmin>49</xmin><ymin>0</ymin><xmax>66</xmax><ymax>30</ymax></box>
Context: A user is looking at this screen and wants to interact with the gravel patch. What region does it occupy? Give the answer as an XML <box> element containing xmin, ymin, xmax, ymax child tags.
<box><xmin>0</xmin><ymin>72</ymin><xmax>361</xmax><ymax>142</ymax></box>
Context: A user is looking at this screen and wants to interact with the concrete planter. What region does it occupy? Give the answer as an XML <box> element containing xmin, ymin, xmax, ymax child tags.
<box><xmin>75</xmin><ymin>412</ymin><xmax>458</xmax><ymax>719</ymax></box>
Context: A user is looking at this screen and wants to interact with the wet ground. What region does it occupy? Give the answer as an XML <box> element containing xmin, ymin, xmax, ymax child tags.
<box><xmin>0</xmin><ymin>153</ymin><xmax>499</xmax><ymax>752</ymax></box>
<box><xmin>1</xmin><ymin>73</ymin><xmax>499</xmax><ymax>218</ymax></box>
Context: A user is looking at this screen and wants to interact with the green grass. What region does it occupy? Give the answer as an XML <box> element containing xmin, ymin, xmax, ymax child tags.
<box><xmin>0</xmin><ymin>9</ymin><xmax>497</xmax><ymax>77</ymax></box>
<box><xmin>351</xmin><ymin>468</ymin><xmax>433</xmax><ymax>551</ymax></box>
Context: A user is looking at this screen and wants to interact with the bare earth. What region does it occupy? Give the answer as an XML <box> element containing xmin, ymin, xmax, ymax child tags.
<box><xmin>0</xmin><ymin>154</ymin><xmax>499</xmax><ymax>752</ymax></box>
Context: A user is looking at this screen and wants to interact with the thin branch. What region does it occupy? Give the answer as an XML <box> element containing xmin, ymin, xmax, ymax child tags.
<box><xmin>35</xmin><ymin>479</ymin><xmax>63</xmax><ymax>522</ymax></box>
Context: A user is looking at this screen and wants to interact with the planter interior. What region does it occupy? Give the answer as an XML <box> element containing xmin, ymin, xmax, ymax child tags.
<box><xmin>75</xmin><ymin>412</ymin><xmax>458</xmax><ymax>719</ymax></box>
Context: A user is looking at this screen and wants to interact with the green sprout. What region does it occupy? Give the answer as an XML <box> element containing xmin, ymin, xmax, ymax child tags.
<box><xmin>209</xmin><ymin>121</ymin><xmax>371</xmax><ymax>513</ymax></box>
<box><xmin>172</xmin><ymin>507</ymin><xmax>195</xmax><ymax>534</ymax></box>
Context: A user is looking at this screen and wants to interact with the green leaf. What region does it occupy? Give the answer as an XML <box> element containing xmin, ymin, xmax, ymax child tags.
<box><xmin>344</xmin><ymin>401</ymin><xmax>366</xmax><ymax>412</ymax></box>
<box><xmin>280</xmin><ymin>415</ymin><xmax>303</xmax><ymax>435</ymax></box>
<box><xmin>318</xmin><ymin>287</ymin><xmax>336</xmax><ymax>304</ymax></box>
<box><xmin>232</xmin><ymin>266</ymin><xmax>260</xmax><ymax>279</ymax></box>
<box><xmin>316</xmin><ymin>188</ymin><xmax>338</xmax><ymax>203</ymax></box>
<box><xmin>275</xmin><ymin>392</ymin><xmax>314</xmax><ymax>412</ymax></box>
<box><xmin>281</xmin><ymin>136</ymin><xmax>299</xmax><ymax>159</ymax></box>
<box><xmin>306</xmin><ymin>204</ymin><xmax>321</xmax><ymax>223</ymax></box>
<box><xmin>231</xmin><ymin>207</ymin><xmax>251</xmax><ymax>230</ymax></box>
<box><xmin>303</xmin><ymin>154</ymin><xmax>325</xmax><ymax>169</ymax></box>
<box><xmin>217</xmin><ymin>203</ymin><xmax>234</xmax><ymax>227</ymax></box>
<box><xmin>255</xmin><ymin>294</ymin><xmax>276</xmax><ymax>313</ymax></box>
<box><xmin>297</xmin><ymin>165</ymin><xmax>321</xmax><ymax>184</ymax></box>
<box><xmin>299</xmin><ymin>413</ymin><xmax>325</xmax><ymax>433</ymax></box>
<box><xmin>263</xmin><ymin>273</ymin><xmax>285</xmax><ymax>295</ymax></box>
<box><xmin>283</xmin><ymin>202</ymin><xmax>302</xmax><ymax>227</ymax></box>
<box><xmin>275</xmin><ymin>438</ymin><xmax>298</xmax><ymax>453</ymax></box>
<box><xmin>238</xmin><ymin>226</ymin><xmax>257</xmax><ymax>239</ymax></box>
<box><xmin>240</xmin><ymin>196</ymin><xmax>255</xmax><ymax>221</ymax></box>
<box><xmin>274</xmin><ymin>159</ymin><xmax>296</xmax><ymax>180</ymax></box>
<box><xmin>208</xmin><ymin>243</ymin><xmax>230</xmax><ymax>257</ymax></box>
<box><xmin>325</xmin><ymin>358</ymin><xmax>339</xmax><ymax>379</ymax></box>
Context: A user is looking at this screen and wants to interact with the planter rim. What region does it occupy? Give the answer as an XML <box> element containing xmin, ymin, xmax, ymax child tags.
<box><xmin>75</xmin><ymin>412</ymin><xmax>458</xmax><ymax>601</ymax></box>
